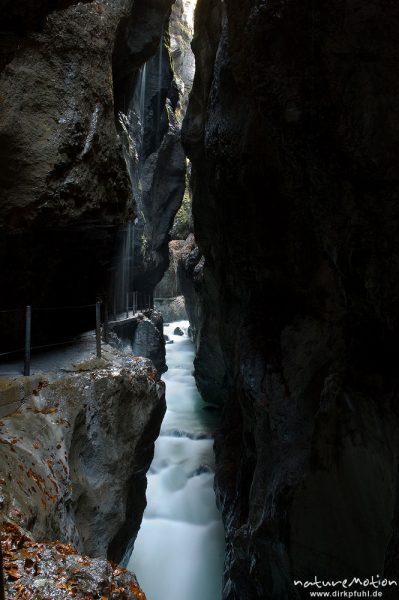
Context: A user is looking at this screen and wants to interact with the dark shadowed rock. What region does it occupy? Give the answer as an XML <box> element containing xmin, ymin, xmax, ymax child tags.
<box><xmin>173</xmin><ymin>326</ymin><xmax>184</xmax><ymax>336</ymax></box>
<box><xmin>183</xmin><ymin>0</ymin><xmax>399</xmax><ymax>598</ymax></box>
<box><xmin>132</xmin><ymin>313</ymin><xmax>167</xmax><ymax>374</ymax></box>
<box><xmin>0</xmin><ymin>0</ymin><xmax>178</xmax><ymax>352</ymax></box>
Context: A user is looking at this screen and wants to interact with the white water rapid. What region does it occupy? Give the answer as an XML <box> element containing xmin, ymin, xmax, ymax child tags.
<box><xmin>128</xmin><ymin>320</ymin><xmax>225</xmax><ymax>600</ymax></box>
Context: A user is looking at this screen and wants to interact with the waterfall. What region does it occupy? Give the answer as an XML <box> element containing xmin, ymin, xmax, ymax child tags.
<box><xmin>128</xmin><ymin>321</ymin><xmax>225</xmax><ymax>600</ymax></box>
<box><xmin>139</xmin><ymin>63</ymin><xmax>147</xmax><ymax>132</ymax></box>
<box><xmin>113</xmin><ymin>222</ymin><xmax>135</xmax><ymax>318</ymax></box>
<box><xmin>156</xmin><ymin>36</ymin><xmax>163</xmax><ymax>148</ymax></box>
<box><xmin>133</xmin><ymin>62</ymin><xmax>147</xmax><ymax>163</ymax></box>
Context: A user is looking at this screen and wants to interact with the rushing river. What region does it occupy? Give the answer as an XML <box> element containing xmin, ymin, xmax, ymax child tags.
<box><xmin>128</xmin><ymin>321</ymin><xmax>225</xmax><ymax>600</ymax></box>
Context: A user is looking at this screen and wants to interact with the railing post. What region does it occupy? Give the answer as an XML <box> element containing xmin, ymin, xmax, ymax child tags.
<box><xmin>96</xmin><ymin>302</ymin><xmax>102</xmax><ymax>358</ymax></box>
<box><xmin>103</xmin><ymin>301</ymin><xmax>109</xmax><ymax>343</ymax></box>
<box><xmin>24</xmin><ymin>305</ymin><xmax>32</xmax><ymax>376</ymax></box>
<box><xmin>0</xmin><ymin>539</ymin><xmax>5</xmax><ymax>600</ymax></box>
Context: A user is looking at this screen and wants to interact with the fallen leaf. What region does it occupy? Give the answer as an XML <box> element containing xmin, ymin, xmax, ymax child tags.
<box><xmin>5</xmin><ymin>565</ymin><xmax>21</xmax><ymax>580</ymax></box>
<box><xmin>55</xmin><ymin>542</ymin><xmax>77</xmax><ymax>556</ymax></box>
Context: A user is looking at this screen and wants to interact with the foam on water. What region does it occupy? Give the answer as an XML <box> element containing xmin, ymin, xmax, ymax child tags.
<box><xmin>128</xmin><ymin>321</ymin><xmax>225</xmax><ymax>600</ymax></box>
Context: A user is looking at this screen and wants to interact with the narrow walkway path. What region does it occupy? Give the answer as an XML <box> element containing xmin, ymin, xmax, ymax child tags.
<box><xmin>128</xmin><ymin>320</ymin><xmax>225</xmax><ymax>600</ymax></box>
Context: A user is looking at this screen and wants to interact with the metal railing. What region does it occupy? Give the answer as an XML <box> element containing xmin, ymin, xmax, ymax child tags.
<box><xmin>0</xmin><ymin>302</ymin><xmax>102</xmax><ymax>376</ymax></box>
<box><xmin>0</xmin><ymin>293</ymin><xmax>157</xmax><ymax>376</ymax></box>
<box><xmin>109</xmin><ymin>291</ymin><xmax>154</xmax><ymax>321</ymax></box>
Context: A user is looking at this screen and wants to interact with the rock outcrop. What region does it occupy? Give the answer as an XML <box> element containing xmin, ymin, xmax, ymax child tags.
<box><xmin>114</xmin><ymin>0</ymin><xmax>188</xmax><ymax>296</ymax></box>
<box><xmin>2</xmin><ymin>522</ymin><xmax>146</xmax><ymax>599</ymax></box>
<box><xmin>130</xmin><ymin>311</ymin><xmax>167</xmax><ymax>375</ymax></box>
<box><xmin>183</xmin><ymin>1</ymin><xmax>399</xmax><ymax>598</ymax></box>
<box><xmin>0</xmin><ymin>351</ymin><xmax>165</xmax><ymax>571</ymax></box>
<box><xmin>107</xmin><ymin>310</ymin><xmax>167</xmax><ymax>375</ymax></box>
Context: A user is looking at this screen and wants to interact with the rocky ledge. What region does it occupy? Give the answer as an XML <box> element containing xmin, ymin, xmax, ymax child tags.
<box><xmin>107</xmin><ymin>310</ymin><xmax>167</xmax><ymax>375</ymax></box>
<box><xmin>0</xmin><ymin>348</ymin><xmax>165</xmax><ymax>593</ymax></box>
<box><xmin>2</xmin><ymin>522</ymin><xmax>146</xmax><ymax>599</ymax></box>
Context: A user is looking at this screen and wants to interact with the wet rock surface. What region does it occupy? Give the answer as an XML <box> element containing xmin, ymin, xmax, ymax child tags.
<box><xmin>183</xmin><ymin>1</ymin><xmax>399</xmax><ymax>598</ymax></box>
<box><xmin>0</xmin><ymin>350</ymin><xmax>165</xmax><ymax>570</ymax></box>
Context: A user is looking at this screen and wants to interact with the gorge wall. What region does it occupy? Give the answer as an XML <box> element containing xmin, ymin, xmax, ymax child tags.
<box><xmin>183</xmin><ymin>1</ymin><xmax>399</xmax><ymax>598</ymax></box>
<box><xmin>0</xmin><ymin>0</ymin><xmax>184</xmax><ymax>350</ymax></box>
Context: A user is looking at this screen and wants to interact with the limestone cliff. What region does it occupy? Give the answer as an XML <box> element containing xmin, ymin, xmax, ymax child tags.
<box><xmin>183</xmin><ymin>1</ymin><xmax>399</xmax><ymax>598</ymax></box>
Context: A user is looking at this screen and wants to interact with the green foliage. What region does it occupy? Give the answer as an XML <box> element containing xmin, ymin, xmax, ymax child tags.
<box><xmin>170</xmin><ymin>184</ymin><xmax>192</xmax><ymax>240</ymax></box>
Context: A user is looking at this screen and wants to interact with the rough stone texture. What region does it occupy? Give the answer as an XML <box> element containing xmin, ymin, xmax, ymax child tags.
<box><xmin>132</xmin><ymin>131</ymin><xmax>187</xmax><ymax>291</ymax></box>
<box><xmin>114</xmin><ymin>0</ymin><xmax>195</xmax><ymax>299</ymax></box>
<box><xmin>115</xmin><ymin>3</ymin><xmax>187</xmax><ymax>296</ymax></box>
<box><xmin>131</xmin><ymin>311</ymin><xmax>167</xmax><ymax>375</ymax></box>
<box><xmin>2</xmin><ymin>522</ymin><xmax>146</xmax><ymax>599</ymax></box>
<box><xmin>0</xmin><ymin>352</ymin><xmax>165</xmax><ymax>567</ymax></box>
<box><xmin>0</xmin><ymin>0</ymin><xmax>180</xmax><ymax>352</ymax></box>
<box><xmin>112</xmin><ymin>0</ymin><xmax>176</xmax><ymax>113</ymax></box>
<box><xmin>0</xmin><ymin>0</ymin><xmax>135</xmax><ymax>227</ymax></box>
<box><xmin>155</xmin><ymin>296</ymin><xmax>187</xmax><ymax>322</ymax></box>
<box><xmin>155</xmin><ymin>240</ymin><xmax>187</xmax><ymax>298</ymax></box>
<box><xmin>183</xmin><ymin>1</ymin><xmax>399</xmax><ymax>598</ymax></box>
<box><xmin>176</xmin><ymin>234</ymin><xmax>203</xmax><ymax>344</ymax></box>
<box><xmin>169</xmin><ymin>0</ymin><xmax>196</xmax><ymax>121</ymax></box>
<box><xmin>108</xmin><ymin>310</ymin><xmax>166</xmax><ymax>375</ymax></box>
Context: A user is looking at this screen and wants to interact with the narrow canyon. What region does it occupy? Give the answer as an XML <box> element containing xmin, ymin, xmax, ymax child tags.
<box><xmin>0</xmin><ymin>1</ymin><xmax>399</xmax><ymax>599</ymax></box>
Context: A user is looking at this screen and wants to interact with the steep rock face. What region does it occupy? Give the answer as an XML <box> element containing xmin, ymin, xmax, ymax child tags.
<box><xmin>0</xmin><ymin>0</ymin><xmax>133</xmax><ymax>235</ymax></box>
<box><xmin>0</xmin><ymin>354</ymin><xmax>165</xmax><ymax>567</ymax></box>
<box><xmin>0</xmin><ymin>0</ymin><xmax>179</xmax><ymax>352</ymax></box>
<box><xmin>183</xmin><ymin>1</ymin><xmax>399</xmax><ymax>598</ymax></box>
<box><xmin>114</xmin><ymin>1</ymin><xmax>187</xmax><ymax>295</ymax></box>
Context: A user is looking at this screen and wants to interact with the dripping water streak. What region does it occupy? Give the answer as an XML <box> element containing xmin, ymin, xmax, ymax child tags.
<box><xmin>156</xmin><ymin>36</ymin><xmax>163</xmax><ymax>148</ymax></box>
<box><xmin>113</xmin><ymin>223</ymin><xmax>135</xmax><ymax>317</ymax></box>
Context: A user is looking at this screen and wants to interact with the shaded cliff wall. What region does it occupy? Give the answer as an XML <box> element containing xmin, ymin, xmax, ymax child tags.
<box><xmin>113</xmin><ymin>0</ymin><xmax>188</xmax><ymax>295</ymax></box>
<box><xmin>183</xmin><ymin>1</ymin><xmax>399</xmax><ymax>598</ymax></box>
<box><xmin>0</xmin><ymin>0</ymin><xmax>177</xmax><ymax>350</ymax></box>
